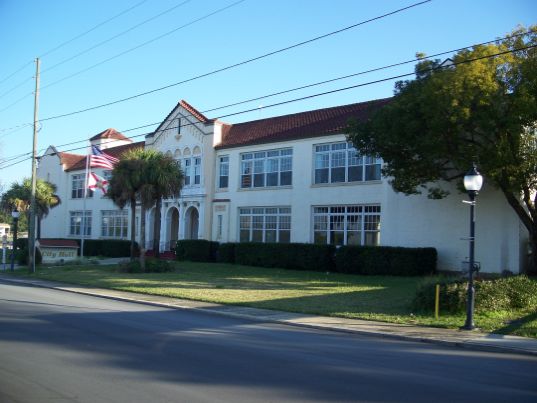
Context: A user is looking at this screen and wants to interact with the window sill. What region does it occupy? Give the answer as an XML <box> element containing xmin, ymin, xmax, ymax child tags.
<box><xmin>310</xmin><ymin>180</ymin><xmax>382</xmax><ymax>188</ymax></box>
<box><xmin>238</xmin><ymin>185</ymin><xmax>293</xmax><ymax>192</ymax></box>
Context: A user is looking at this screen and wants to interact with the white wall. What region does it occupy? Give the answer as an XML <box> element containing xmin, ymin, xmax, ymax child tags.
<box><xmin>214</xmin><ymin>133</ymin><xmax>526</xmax><ymax>274</ymax></box>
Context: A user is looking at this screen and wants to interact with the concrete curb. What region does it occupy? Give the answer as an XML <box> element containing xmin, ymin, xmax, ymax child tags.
<box><xmin>2</xmin><ymin>275</ymin><xmax>536</xmax><ymax>357</ymax></box>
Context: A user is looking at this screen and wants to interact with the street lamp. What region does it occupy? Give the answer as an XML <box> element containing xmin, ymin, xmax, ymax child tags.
<box><xmin>462</xmin><ymin>164</ymin><xmax>483</xmax><ymax>330</ymax></box>
<box><xmin>10</xmin><ymin>208</ymin><xmax>20</xmax><ymax>271</ymax></box>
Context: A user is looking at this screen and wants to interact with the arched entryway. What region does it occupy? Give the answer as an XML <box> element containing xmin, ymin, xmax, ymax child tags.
<box><xmin>166</xmin><ymin>207</ymin><xmax>180</xmax><ymax>251</ymax></box>
<box><xmin>185</xmin><ymin>207</ymin><xmax>199</xmax><ymax>240</ymax></box>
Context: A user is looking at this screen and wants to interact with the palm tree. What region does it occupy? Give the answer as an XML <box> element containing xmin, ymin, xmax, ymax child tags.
<box><xmin>1</xmin><ymin>178</ymin><xmax>61</xmax><ymax>238</ymax></box>
<box><xmin>108</xmin><ymin>155</ymin><xmax>144</xmax><ymax>260</ymax></box>
<box><xmin>144</xmin><ymin>151</ymin><xmax>184</xmax><ymax>258</ymax></box>
<box><xmin>108</xmin><ymin>149</ymin><xmax>183</xmax><ymax>267</ymax></box>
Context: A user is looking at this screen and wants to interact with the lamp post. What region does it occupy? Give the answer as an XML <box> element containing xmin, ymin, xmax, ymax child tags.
<box><xmin>462</xmin><ymin>164</ymin><xmax>483</xmax><ymax>330</ymax></box>
<box><xmin>10</xmin><ymin>208</ymin><xmax>20</xmax><ymax>271</ymax></box>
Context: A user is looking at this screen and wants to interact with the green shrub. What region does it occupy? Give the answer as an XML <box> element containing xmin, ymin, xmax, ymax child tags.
<box><xmin>234</xmin><ymin>243</ymin><xmax>335</xmax><ymax>272</ymax></box>
<box><xmin>412</xmin><ymin>275</ymin><xmax>537</xmax><ymax>313</ymax></box>
<box><xmin>16</xmin><ymin>247</ymin><xmax>42</xmax><ymax>266</ymax></box>
<box><xmin>175</xmin><ymin>240</ymin><xmax>218</xmax><ymax>262</ymax></box>
<box><xmin>334</xmin><ymin>246</ymin><xmax>437</xmax><ymax>276</ymax></box>
<box><xmin>118</xmin><ymin>258</ymin><xmax>175</xmax><ymax>273</ymax></box>
<box><xmin>216</xmin><ymin>243</ymin><xmax>236</xmax><ymax>263</ymax></box>
<box><xmin>35</xmin><ymin>238</ymin><xmax>138</xmax><ymax>257</ymax></box>
<box><xmin>83</xmin><ymin>239</ymin><xmax>137</xmax><ymax>257</ymax></box>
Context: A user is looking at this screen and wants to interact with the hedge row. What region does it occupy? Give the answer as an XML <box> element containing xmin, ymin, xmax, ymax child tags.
<box><xmin>15</xmin><ymin>238</ymin><xmax>138</xmax><ymax>258</ymax></box>
<box><xmin>412</xmin><ymin>275</ymin><xmax>537</xmax><ymax>313</ymax></box>
<box><xmin>175</xmin><ymin>240</ymin><xmax>437</xmax><ymax>276</ymax></box>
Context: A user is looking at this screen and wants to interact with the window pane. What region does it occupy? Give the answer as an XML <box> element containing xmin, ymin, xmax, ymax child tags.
<box><xmin>254</xmin><ymin>173</ymin><xmax>265</xmax><ymax>187</ymax></box>
<box><xmin>219</xmin><ymin>176</ymin><xmax>229</xmax><ymax>188</ymax></box>
<box><xmin>279</xmin><ymin>230</ymin><xmax>291</xmax><ymax>243</ymax></box>
<box><xmin>266</xmin><ymin>172</ymin><xmax>278</xmax><ymax>186</ymax></box>
<box><xmin>315</xmin><ymin>168</ymin><xmax>329</xmax><ymax>184</ymax></box>
<box><xmin>348</xmin><ymin>166</ymin><xmax>363</xmax><ymax>182</ymax></box>
<box><xmin>347</xmin><ymin>231</ymin><xmax>361</xmax><ymax>245</ymax></box>
<box><xmin>265</xmin><ymin>230</ymin><xmax>277</xmax><ymax>243</ymax></box>
<box><xmin>252</xmin><ymin>230</ymin><xmax>263</xmax><ymax>242</ymax></box>
<box><xmin>280</xmin><ymin>171</ymin><xmax>292</xmax><ymax>186</ymax></box>
<box><xmin>314</xmin><ymin>231</ymin><xmax>327</xmax><ymax>244</ymax></box>
<box><xmin>331</xmin><ymin>167</ymin><xmax>345</xmax><ymax>183</ymax></box>
<box><xmin>240</xmin><ymin>230</ymin><xmax>250</xmax><ymax>242</ymax></box>
<box><xmin>366</xmin><ymin>164</ymin><xmax>381</xmax><ymax>181</ymax></box>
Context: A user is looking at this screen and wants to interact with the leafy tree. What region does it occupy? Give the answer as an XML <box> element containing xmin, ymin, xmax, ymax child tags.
<box><xmin>0</xmin><ymin>178</ymin><xmax>61</xmax><ymax>238</ymax></box>
<box><xmin>347</xmin><ymin>26</ymin><xmax>537</xmax><ymax>273</ymax></box>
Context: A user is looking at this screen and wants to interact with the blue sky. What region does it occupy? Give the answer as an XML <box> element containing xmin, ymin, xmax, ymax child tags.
<box><xmin>0</xmin><ymin>0</ymin><xmax>535</xmax><ymax>189</ymax></box>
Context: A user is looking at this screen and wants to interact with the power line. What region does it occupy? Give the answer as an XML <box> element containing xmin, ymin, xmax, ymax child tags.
<box><xmin>0</xmin><ymin>0</ymin><xmax>244</xmax><ymax>114</ymax></box>
<box><xmin>0</xmin><ymin>0</ymin><xmax>148</xmax><ymax>86</ymax></box>
<box><xmin>0</xmin><ymin>35</ymin><xmax>532</xmax><ymax>157</ymax></box>
<box><xmin>1</xmin><ymin>43</ymin><xmax>532</xmax><ymax>171</ymax></box>
<box><xmin>40</xmin><ymin>0</ymin><xmax>246</xmax><ymax>92</ymax></box>
<box><xmin>41</xmin><ymin>0</ymin><xmax>192</xmax><ymax>74</ymax></box>
<box><xmin>0</xmin><ymin>28</ymin><xmax>529</xmax><ymax>136</ymax></box>
<box><xmin>35</xmin><ymin>0</ymin><xmax>431</xmax><ymax>123</ymax></box>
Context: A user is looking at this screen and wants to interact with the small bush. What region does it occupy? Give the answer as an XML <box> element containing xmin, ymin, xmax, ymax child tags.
<box><xmin>84</xmin><ymin>239</ymin><xmax>138</xmax><ymax>257</ymax></box>
<box><xmin>412</xmin><ymin>275</ymin><xmax>537</xmax><ymax>313</ymax></box>
<box><xmin>334</xmin><ymin>246</ymin><xmax>437</xmax><ymax>276</ymax></box>
<box><xmin>118</xmin><ymin>258</ymin><xmax>175</xmax><ymax>273</ymax></box>
<box><xmin>234</xmin><ymin>243</ymin><xmax>335</xmax><ymax>272</ymax></box>
<box><xmin>216</xmin><ymin>243</ymin><xmax>236</xmax><ymax>263</ymax></box>
<box><xmin>16</xmin><ymin>247</ymin><xmax>42</xmax><ymax>266</ymax></box>
<box><xmin>175</xmin><ymin>240</ymin><xmax>218</xmax><ymax>262</ymax></box>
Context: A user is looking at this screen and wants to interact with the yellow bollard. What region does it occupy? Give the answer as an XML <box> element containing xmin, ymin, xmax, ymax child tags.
<box><xmin>435</xmin><ymin>284</ymin><xmax>440</xmax><ymax>319</ymax></box>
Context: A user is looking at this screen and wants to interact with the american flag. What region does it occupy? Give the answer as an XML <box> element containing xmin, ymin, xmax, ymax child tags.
<box><xmin>87</xmin><ymin>172</ymin><xmax>109</xmax><ymax>194</ymax></box>
<box><xmin>89</xmin><ymin>145</ymin><xmax>119</xmax><ymax>169</ymax></box>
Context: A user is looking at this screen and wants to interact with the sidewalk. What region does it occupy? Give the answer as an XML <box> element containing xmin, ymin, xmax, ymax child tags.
<box><xmin>2</xmin><ymin>274</ymin><xmax>537</xmax><ymax>357</ymax></box>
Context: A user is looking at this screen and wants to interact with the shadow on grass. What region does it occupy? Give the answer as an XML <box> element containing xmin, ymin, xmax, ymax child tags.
<box><xmin>494</xmin><ymin>311</ymin><xmax>537</xmax><ymax>336</ymax></box>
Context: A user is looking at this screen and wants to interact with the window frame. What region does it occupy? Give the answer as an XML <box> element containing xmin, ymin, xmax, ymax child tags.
<box><xmin>218</xmin><ymin>155</ymin><xmax>229</xmax><ymax>189</ymax></box>
<box><xmin>240</xmin><ymin>148</ymin><xmax>292</xmax><ymax>189</ymax></box>
<box><xmin>71</xmin><ymin>173</ymin><xmax>93</xmax><ymax>199</ymax></box>
<box><xmin>312</xmin><ymin>205</ymin><xmax>381</xmax><ymax>246</ymax></box>
<box><xmin>313</xmin><ymin>142</ymin><xmax>381</xmax><ymax>184</ymax></box>
<box><xmin>239</xmin><ymin>207</ymin><xmax>291</xmax><ymax>243</ymax></box>
<box><xmin>69</xmin><ymin>210</ymin><xmax>92</xmax><ymax>236</ymax></box>
<box><xmin>100</xmin><ymin>210</ymin><xmax>128</xmax><ymax>238</ymax></box>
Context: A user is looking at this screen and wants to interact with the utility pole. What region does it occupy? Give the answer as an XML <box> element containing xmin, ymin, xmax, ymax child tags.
<box><xmin>29</xmin><ymin>58</ymin><xmax>40</xmax><ymax>273</ymax></box>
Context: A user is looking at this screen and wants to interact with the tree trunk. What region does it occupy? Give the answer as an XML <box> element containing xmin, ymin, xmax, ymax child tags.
<box><xmin>139</xmin><ymin>205</ymin><xmax>146</xmax><ymax>272</ymax></box>
<box><xmin>153</xmin><ymin>198</ymin><xmax>162</xmax><ymax>258</ymax></box>
<box><xmin>130</xmin><ymin>197</ymin><xmax>136</xmax><ymax>261</ymax></box>
<box><xmin>529</xmin><ymin>233</ymin><xmax>537</xmax><ymax>276</ymax></box>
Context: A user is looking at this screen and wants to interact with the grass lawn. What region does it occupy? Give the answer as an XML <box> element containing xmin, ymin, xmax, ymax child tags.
<box><xmin>8</xmin><ymin>261</ymin><xmax>537</xmax><ymax>338</ymax></box>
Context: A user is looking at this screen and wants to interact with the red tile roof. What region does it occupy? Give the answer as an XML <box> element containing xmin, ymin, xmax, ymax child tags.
<box><xmin>180</xmin><ymin>100</ymin><xmax>209</xmax><ymax>123</ymax></box>
<box><xmin>216</xmin><ymin>98</ymin><xmax>391</xmax><ymax>149</ymax></box>
<box><xmin>64</xmin><ymin>141</ymin><xmax>144</xmax><ymax>172</ymax></box>
<box><xmin>89</xmin><ymin>128</ymin><xmax>130</xmax><ymax>141</ymax></box>
<box><xmin>150</xmin><ymin>99</ymin><xmax>211</xmax><ymax>137</ymax></box>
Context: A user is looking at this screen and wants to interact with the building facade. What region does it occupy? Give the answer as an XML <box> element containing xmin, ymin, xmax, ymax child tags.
<box><xmin>38</xmin><ymin>99</ymin><xmax>529</xmax><ymax>274</ymax></box>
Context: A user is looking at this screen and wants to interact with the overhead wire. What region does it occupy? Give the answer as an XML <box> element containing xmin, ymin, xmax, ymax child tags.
<box><xmin>0</xmin><ymin>28</ymin><xmax>530</xmax><ymax>136</ymax></box>
<box><xmin>0</xmin><ymin>0</ymin><xmax>148</xmax><ymax>87</ymax></box>
<box><xmin>40</xmin><ymin>0</ymin><xmax>246</xmax><ymax>91</ymax></box>
<box><xmin>41</xmin><ymin>0</ymin><xmax>193</xmax><ymax>74</ymax></box>
<box><xmin>0</xmin><ymin>0</ymin><xmax>244</xmax><ymax>113</ymax></box>
<box><xmin>34</xmin><ymin>0</ymin><xmax>432</xmax><ymax>123</ymax></box>
<box><xmin>1</xmin><ymin>43</ymin><xmax>533</xmax><ymax>171</ymax></box>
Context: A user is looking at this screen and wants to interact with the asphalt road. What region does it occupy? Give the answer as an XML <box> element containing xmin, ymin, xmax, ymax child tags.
<box><xmin>0</xmin><ymin>280</ymin><xmax>536</xmax><ymax>403</ymax></box>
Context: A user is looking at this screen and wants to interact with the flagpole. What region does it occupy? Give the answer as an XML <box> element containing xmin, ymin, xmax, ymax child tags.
<box><xmin>81</xmin><ymin>143</ymin><xmax>91</xmax><ymax>258</ymax></box>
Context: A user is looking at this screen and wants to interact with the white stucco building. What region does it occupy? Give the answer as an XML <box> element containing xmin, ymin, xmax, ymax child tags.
<box><xmin>38</xmin><ymin>99</ymin><xmax>529</xmax><ymax>274</ymax></box>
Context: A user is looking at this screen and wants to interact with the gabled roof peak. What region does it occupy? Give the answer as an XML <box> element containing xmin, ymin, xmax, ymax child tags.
<box><xmin>89</xmin><ymin>128</ymin><xmax>130</xmax><ymax>142</ymax></box>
